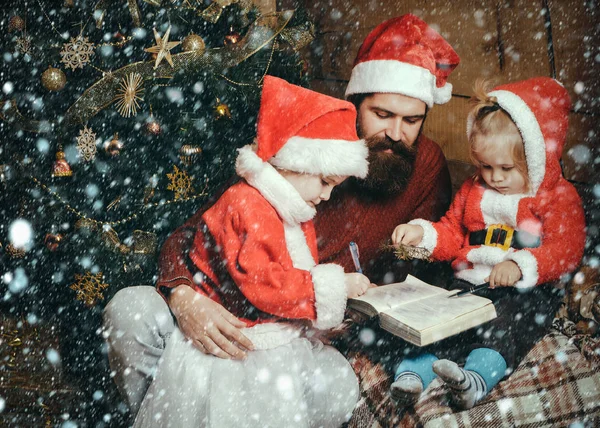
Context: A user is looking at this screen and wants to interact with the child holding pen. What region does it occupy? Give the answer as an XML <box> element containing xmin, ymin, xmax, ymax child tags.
<box><xmin>133</xmin><ymin>76</ymin><xmax>371</xmax><ymax>427</ymax></box>
<box><xmin>389</xmin><ymin>77</ymin><xmax>585</xmax><ymax>409</ymax></box>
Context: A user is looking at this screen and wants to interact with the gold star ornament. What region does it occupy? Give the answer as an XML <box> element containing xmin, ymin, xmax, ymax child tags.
<box><xmin>144</xmin><ymin>26</ymin><xmax>181</xmax><ymax>69</ymax></box>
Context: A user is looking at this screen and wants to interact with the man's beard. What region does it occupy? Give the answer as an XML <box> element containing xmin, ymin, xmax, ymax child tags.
<box><xmin>356</xmin><ymin>135</ymin><xmax>417</xmax><ymax>196</ymax></box>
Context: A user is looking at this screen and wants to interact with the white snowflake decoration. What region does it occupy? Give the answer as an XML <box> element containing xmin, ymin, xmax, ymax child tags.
<box><xmin>76</xmin><ymin>125</ymin><xmax>97</xmax><ymax>162</ymax></box>
<box><xmin>60</xmin><ymin>36</ymin><xmax>95</xmax><ymax>71</ymax></box>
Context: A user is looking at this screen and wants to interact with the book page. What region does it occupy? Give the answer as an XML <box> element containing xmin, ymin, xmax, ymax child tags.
<box><xmin>348</xmin><ymin>275</ymin><xmax>449</xmax><ymax>316</ymax></box>
<box><xmin>381</xmin><ymin>293</ymin><xmax>492</xmax><ymax>333</ymax></box>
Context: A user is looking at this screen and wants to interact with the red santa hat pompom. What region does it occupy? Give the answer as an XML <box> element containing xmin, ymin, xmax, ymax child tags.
<box><xmin>236</xmin><ymin>76</ymin><xmax>368</xmax><ymax>181</ymax></box>
<box><xmin>345</xmin><ymin>14</ymin><xmax>460</xmax><ymax>107</ymax></box>
<box><xmin>467</xmin><ymin>77</ymin><xmax>571</xmax><ymax>195</ymax></box>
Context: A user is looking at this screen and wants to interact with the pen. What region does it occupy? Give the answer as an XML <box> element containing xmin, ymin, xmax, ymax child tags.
<box><xmin>349</xmin><ymin>241</ymin><xmax>362</xmax><ymax>273</ymax></box>
<box><xmin>453</xmin><ymin>282</ymin><xmax>491</xmax><ymax>297</ymax></box>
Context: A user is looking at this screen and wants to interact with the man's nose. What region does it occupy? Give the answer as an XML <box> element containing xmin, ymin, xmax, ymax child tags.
<box><xmin>385</xmin><ymin>118</ymin><xmax>404</xmax><ymax>142</ymax></box>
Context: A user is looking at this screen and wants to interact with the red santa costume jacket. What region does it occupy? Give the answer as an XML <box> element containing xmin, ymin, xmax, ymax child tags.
<box><xmin>410</xmin><ymin>77</ymin><xmax>585</xmax><ymax>288</ymax></box>
<box><xmin>157</xmin><ymin>76</ymin><xmax>369</xmax><ymax>348</ymax></box>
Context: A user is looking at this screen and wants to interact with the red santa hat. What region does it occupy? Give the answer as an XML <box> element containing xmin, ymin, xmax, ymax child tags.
<box><xmin>467</xmin><ymin>77</ymin><xmax>572</xmax><ymax>195</ymax></box>
<box><xmin>236</xmin><ymin>76</ymin><xmax>368</xmax><ymax>181</ymax></box>
<box><xmin>345</xmin><ymin>14</ymin><xmax>460</xmax><ymax>107</ymax></box>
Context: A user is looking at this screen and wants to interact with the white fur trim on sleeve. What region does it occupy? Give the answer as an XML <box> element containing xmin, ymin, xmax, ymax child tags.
<box><xmin>505</xmin><ymin>250</ymin><xmax>539</xmax><ymax>289</ymax></box>
<box><xmin>408</xmin><ymin>219</ymin><xmax>438</xmax><ymax>253</ymax></box>
<box><xmin>269</xmin><ymin>137</ymin><xmax>369</xmax><ymax>179</ymax></box>
<box><xmin>310</xmin><ymin>263</ymin><xmax>347</xmax><ymax>330</ymax></box>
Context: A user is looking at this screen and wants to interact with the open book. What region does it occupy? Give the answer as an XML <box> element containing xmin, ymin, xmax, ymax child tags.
<box><xmin>348</xmin><ymin>275</ymin><xmax>497</xmax><ymax>346</ymax></box>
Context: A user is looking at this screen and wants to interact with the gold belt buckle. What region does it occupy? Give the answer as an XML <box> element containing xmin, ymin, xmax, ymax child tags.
<box><xmin>484</xmin><ymin>224</ymin><xmax>514</xmax><ymax>251</ymax></box>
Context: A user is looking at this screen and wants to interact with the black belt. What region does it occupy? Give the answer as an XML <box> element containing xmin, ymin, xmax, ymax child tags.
<box><xmin>469</xmin><ymin>224</ymin><xmax>541</xmax><ymax>250</ymax></box>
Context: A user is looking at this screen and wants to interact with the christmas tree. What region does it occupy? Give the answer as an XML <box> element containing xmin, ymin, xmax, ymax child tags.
<box><xmin>0</xmin><ymin>0</ymin><xmax>312</xmax><ymax>424</ymax></box>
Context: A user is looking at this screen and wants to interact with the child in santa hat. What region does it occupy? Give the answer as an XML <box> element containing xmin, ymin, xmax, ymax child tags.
<box><xmin>133</xmin><ymin>76</ymin><xmax>370</xmax><ymax>427</ymax></box>
<box><xmin>389</xmin><ymin>77</ymin><xmax>586</xmax><ymax>410</ymax></box>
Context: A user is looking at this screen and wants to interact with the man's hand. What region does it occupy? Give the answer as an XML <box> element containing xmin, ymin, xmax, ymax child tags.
<box><xmin>169</xmin><ymin>285</ymin><xmax>254</xmax><ymax>359</ymax></box>
<box><xmin>391</xmin><ymin>224</ymin><xmax>424</xmax><ymax>246</ymax></box>
<box><xmin>486</xmin><ymin>261</ymin><xmax>522</xmax><ymax>288</ymax></box>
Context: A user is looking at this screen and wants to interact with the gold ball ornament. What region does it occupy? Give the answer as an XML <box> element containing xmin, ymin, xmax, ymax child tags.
<box><xmin>41</xmin><ymin>67</ymin><xmax>67</xmax><ymax>91</ymax></box>
<box><xmin>44</xmin><ymin>233</ymin><xmax>64</xmax><ymax>252</ymax></box>
<box><xmin>214</xmin><ymin>100</ymin><xmax>231</xmax><ymax>120</ymax></box>
<box><xmin>145</xmin><ymin>119</ymin><xmax>161</xmax><ymax>136</ymax></box>
<box><xmin>223</xmin><ymin>26</ymin><xmax>241</xmax><ymax>46</ymax></box>
<box><xmin>182</xmin><ymin>34</ymin><xmax>206</xmax><ymax>53</ymax></box>
<box><xmin>8</xmin><ymin>16</ymin><xmax>25</xmax><ymax>32</ymax></box>
<box><xmin>104</xmin><ymin>133</ymin><xmax>123</xmax><ymax>156</ymax></box>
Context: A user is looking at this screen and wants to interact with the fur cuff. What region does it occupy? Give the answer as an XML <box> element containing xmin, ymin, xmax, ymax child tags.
<box><xmin>310</xmin><ymin>263</ymin><xmax>347</xmax><ymax>330</ymax></box>
<box><xmin>408</xmin><ymin>219</ymin><xmax>437</xmax><ymax>252</ymax></box>
<box><xmin>505</xmin><ymin>250</ymin><xmax>539</xmax><ymax>288</ymax></box>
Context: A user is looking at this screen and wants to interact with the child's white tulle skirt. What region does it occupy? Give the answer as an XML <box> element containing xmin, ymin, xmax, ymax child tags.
<box><xmin>133</xmin><ymin>326</ymin><xmax>359</xmax><ymax>428</ymax></box>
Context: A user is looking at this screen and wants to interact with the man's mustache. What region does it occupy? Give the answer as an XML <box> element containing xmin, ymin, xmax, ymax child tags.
<box><xmin>366</xmin><ymin>136</ymin><xmax>416</xmax><ymax>157</ymax></box>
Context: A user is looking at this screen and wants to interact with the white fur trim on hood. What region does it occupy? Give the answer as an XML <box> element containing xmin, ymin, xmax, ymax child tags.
<box><xmin>310</xmin><ymin>263</ymin><xmax>347</xmax><ymax>330</ymax></box>
<box><xmin>466</xmin><ymin>90</ymin><xmax>546</xmax><ymax>195</ymax></box>
<box><xmin>489</xmin><ymin>90</ymin><xmax>546</xmax><ymax>195</ymax></box>
<box><xmin>344</xmin><ymin>60</ymin><xmax>451</xmax><ymax>107</ymax></box>
<box><xmin>235</xmin><ymin>145</ymin><xmax>316</xmax><ymax>224</ymax></box>
<box><xmin>269</xmin><ymin>137</ymin><xmax>369</xmax><ymax>179</ymax></box>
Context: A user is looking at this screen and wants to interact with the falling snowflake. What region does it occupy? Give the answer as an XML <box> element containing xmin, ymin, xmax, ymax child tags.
<box><xmin>114</xmin><ymin>73</ymin><xmax>144</xmax><ymax>117</ymax></box>
<box><xmin>60</xmin><ymin>36</ymin><xmax>95</xmax><ymax>70</ymax></box>
<box><xmin>166</xmin><ymin>165</ymin><xmax>194</xmax><ymax>200</ymax></box>
<box><xmin>76</xmin><ymin>125</ymin><xmax>97</xmax><ymax>161</ymax></box>
<box><xmin>15</xmin><ymin>36</ymin><xmax>32</xmax><ymax>55</ymax></box>
<box><xmin>70</xmin><ymin>271</ymin><xmax>109</xmax><ymax>307</ymax></box>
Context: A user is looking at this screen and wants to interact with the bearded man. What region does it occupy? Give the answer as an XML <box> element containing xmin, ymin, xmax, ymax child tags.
<box><xmin>103</xmin><ymin>14</ymin><xmax>460</xmax><ymax>418</ymax></box>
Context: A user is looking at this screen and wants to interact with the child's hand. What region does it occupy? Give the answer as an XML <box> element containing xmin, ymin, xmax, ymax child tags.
<box><xmin>391</xmin><ymin>224</ymin><xmax>424</xmax><ymax>246</ymax></box>
<box><xmin>345</xmin><ymin>272</ymin><xmax>372</xmax><ymax>298</ymax></box>
<box><xmin>486</xmin><ymin>261</ymin><xmax>522</xmax><ymax>288</ymax></box>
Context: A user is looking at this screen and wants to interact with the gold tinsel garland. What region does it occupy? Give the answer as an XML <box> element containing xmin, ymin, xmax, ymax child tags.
<box><xmin>1</xmin><ymin>10</ymin><xmax>310</xmax><ymax>132</ymax></box>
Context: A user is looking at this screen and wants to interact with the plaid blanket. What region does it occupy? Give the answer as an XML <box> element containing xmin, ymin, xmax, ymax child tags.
<box><xmin>347</xmin><ymin>330</ymin><xmax>600</xmax><ymax>427</ymax></box>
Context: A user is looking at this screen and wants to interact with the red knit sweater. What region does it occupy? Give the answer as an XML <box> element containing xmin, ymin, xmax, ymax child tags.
<box><xmin>156</xmin><ymin>135</ymin><xmax>451</xmax><ymax>293</ymax></box>
<box><xmin>314</xmin><ymin>135</ymin><xmax>451</xmax><ymax>278</ymax></box>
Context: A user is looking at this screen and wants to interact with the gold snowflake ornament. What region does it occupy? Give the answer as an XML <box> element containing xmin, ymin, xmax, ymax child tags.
<box><xmin>60</xmin><ymin>36</ymin><xmax>95</xmax><ymax>71</ymax></box>
<box><xmin>114</xmin><ymin>73</ymin><xmax>144</xmax><ymax>117</ymax></box>
<box><xmin>76</xmin><ymin>125</ymin><xmax>97</xmax><ymax>162</ymax></box>
<box><xmin>70</xmin><ymin>271</ymin><xmax>109</xmax><ymax>307</ymax></box>
<box><xmin>167</xmin><ymin>165</ymin><xmax>194</xmax><ymax>200</ymax></box>
<box><xmin>15</xmin><ymin>36</ymin><xmax>32</xmax><ymax>55</ymax></box>
<box><xmin>144</xmin><ymin>26</ymin><xmax>181</xmax><ymax>69</ymax></box>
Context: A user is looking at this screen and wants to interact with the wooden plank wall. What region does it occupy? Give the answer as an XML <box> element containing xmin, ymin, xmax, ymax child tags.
<box><xmin>278</xmin><ymin>0</ymin><xmax>599</xmax><ymax>184</ymax></box>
